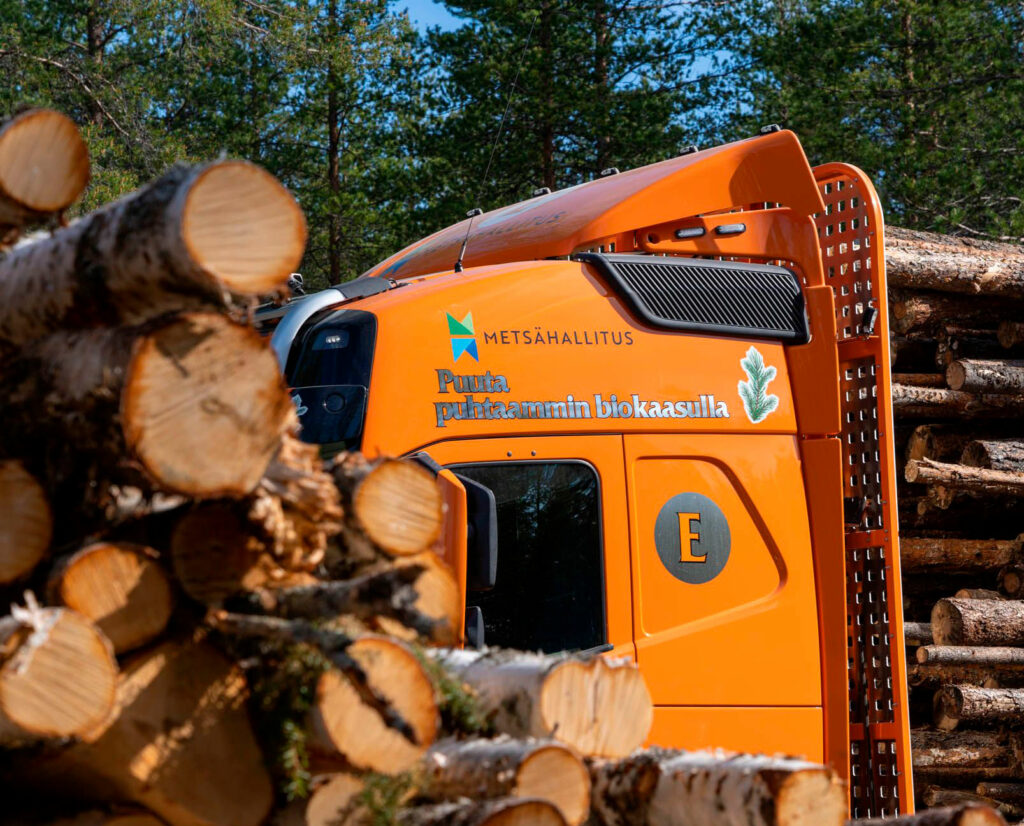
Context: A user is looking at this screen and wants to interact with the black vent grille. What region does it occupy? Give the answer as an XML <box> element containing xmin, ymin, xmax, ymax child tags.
<box><xmin>578</xmin><ymin>253</ymin><xmax>808</xmax><ymax>342</ymax></box>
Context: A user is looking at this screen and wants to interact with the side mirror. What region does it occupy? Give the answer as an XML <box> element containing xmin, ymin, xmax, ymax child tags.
<box><xmin>465</xmin><ymin>605</ymin><xmax>485</xmax><ymax>649</ymax></box>
<box><xmin>455</xmin><ymin>473</ymin><xmax>498</xmax><ymax>592</ymax></box>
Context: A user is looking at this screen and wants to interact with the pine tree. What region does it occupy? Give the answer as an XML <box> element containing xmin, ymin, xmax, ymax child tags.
<box><xmin>738</xmin><ymin>346</ymin><xmax>779</xmax><ymax>424</ymax></box>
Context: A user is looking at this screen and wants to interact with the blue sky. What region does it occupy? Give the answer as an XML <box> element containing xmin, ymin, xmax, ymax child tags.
<box><xmin>396</xmin><ymin>0</ymin><xmax>460</xmax><ymax>32</ymax></box>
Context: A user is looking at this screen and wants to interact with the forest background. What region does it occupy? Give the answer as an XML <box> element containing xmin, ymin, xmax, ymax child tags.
<box><xmin>2</xmin><ymin>0</ymin><xmax>1022</xmax><ymax>287</ymax></box>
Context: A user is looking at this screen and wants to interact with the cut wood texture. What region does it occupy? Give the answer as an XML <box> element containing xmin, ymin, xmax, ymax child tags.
<box><xmin>300</xmin><ymin>773</ymin><xmax>366</xmax><ymax>826</ymax></box>
<box><xmin>948</xmin><ymin>360</ymin><xmax>1024</xmax><ymax>394</ymax></box>
<box><xmin>935</xmin><ymin>686</ymin><xmax>1024</xmax><ymax>731</ymax></box>
<box><xmin>0</xmin><ymin>459</ymin><xmax>52</xmax><ymax>583</ymax></box>
<box><xmin>309</xmin><ymin>635</ymin><xmax>439</xmax><ymax>773</ymax></box>
<box><xmin>906</xmin><ymin>459</ymin><xmax>1024</xmax><ymax>500</ymax></box>
<box><xmin>0</xmin><ymin>600</ymin><xmax>117</xmax><ymax>745</ymax></box>
<box><xmin>998</xmin><ymin>565</ymin><xmax>1024</xmax><ymax>599</ymax></box>
<box><xmin>907</xmin><ymin>425</ymin><xmax>974</xmax><ymax>463</ymax></box>
<box><xmin>3</xmin><ymin>312</ymin><xmax>293</xmax><ymax>501</ymax></box>
<box><xmin>421</xmin><ymin>737</ymin><xmax>590</xmax><ymax>826</ymax></box>
<box><xmin>0</xmin><ymin>109</ymin><xmax>89</xmax><ymax>235</ymax></box>
<box><xmin>47</xmin><ymin>543</ymin><xmax>172</xmax><ymax>654</ymax></box>
<box><xmin>432</xmin><ymin>648</ymin><xmax>652</xmax><ymax>758</ymax></box>
<box><xmin>397</xmin><ymin>799</ymin><xmax>566</xmax><ymax>826</ymax></box>
<box><xmin>963</xmin><ymin>440</ymin><xmax>1024</xmax><ymax>472</ymax></box>
<box><xmin>886</xmin><ymin>226</ymin><xmax>1024</xmax><ymax>300</ymax></box>
<box><xmin>589</xmin><ymin>748</ymin><xmax>845</xmax><ymax>826</ymax></box>
<box><xmin>899</xmin><ymin>537</ymin><xmax>1018</xmax><ymax>574</ymax></box>
<box><xmin>39</xmin><ymin>638</ymin><xmax>273</xmax><ymax>826</ymax></box>
<box><xmin>892</xmin><ymin>384</ymin><xmax>1024</xmax><ymax>419</ymax></box>
<box><xmin>848</xmin><ymin>804</ymin><xmax>1007</xmax><ymax>825</ymax></box>
<box><xmin>331</xmin><ymin>454</ymin><xmax>444</xmax><ymax>564</ymax></box>
<box><xmin>0</xmin><ymin>160</ymin><xmax>306</xmax><ymax>349</ymax></box>
<box><xmin>932</xmin><ymin>598</ymin><xmax>1024</xmax><ymax>646</ymax></box>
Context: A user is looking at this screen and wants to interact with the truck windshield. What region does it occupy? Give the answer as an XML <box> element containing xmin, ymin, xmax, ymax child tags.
<box><xmin>286</xmin><ymin>309</ymin><xmax>376</xmax><ymax>452</ymax></box>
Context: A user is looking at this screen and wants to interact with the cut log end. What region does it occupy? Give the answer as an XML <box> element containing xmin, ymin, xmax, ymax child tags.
<box><xmin>352</xmin><ymin>459</ymin><xmax>444</xmax><ymax>556</ymax></box>
<box><xmin>310</xmin><ymin>636</ymin><xmax>439</xmax><ymax>773</ymax></box>
<box><xmin>0</xmin><ymin>606</ymin><xmax>117</xmax><ymax>743</ymax></box>
<box><xmin>515</xmin><ymin>744</ymin><xmax>590</xmax><ymax>826</ymax></box>
<box><xmin>777</xmin><ymin>767</ymin><xmax>846</xmax><ymax>826</ymax></box>
<box><xmin>182</xmin><ymin>160</ymin><xmax>307</xmax><ymax>294</ymax></box>
<box><xmin>304</xmin><ymin>773</ymin><xmax>366</xmax><ymax>826</ymax></box>
<box><xmin>122</xmin><ymin>312</ymin><xmax>293</xmax><ymax>498</ymax></box>
<box><xmin>0</xmin><ymin>460</ymin><xmax>52</xmax><ymax>583</ymax></box>
<box><xmin>0</xmin><ymin>109</ymin><xmax>89</xmax><ymax>215</ymax></box>
<box><xmin>48</xmin><ymin>543</ymin><xmax>173</xmax><ymax>654</ymax></box>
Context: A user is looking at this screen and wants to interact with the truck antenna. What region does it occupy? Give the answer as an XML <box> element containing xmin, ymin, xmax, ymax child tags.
<box><xmin>454</xmin><ymin>12</ymin><xmax>538</xmax><ymax>273</ymax></box>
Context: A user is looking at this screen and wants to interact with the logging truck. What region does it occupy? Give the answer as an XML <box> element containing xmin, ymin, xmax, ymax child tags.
<box><xmin>257</xmin><ymin>129</ymin><xmax>913</xmax><ymax>818</ymax></box>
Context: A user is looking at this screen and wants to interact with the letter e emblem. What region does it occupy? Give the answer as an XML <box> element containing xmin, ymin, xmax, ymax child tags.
<box><xmin>654</xmin><ymin>492</ymin><xmax>730</xmax><ymax>584</ymax></box>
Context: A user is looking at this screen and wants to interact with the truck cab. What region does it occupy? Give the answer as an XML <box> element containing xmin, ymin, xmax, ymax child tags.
<box><xmin>261</xmin><ymin>129</ymin><xmax>911</xmax><ymax>818</ymax></box>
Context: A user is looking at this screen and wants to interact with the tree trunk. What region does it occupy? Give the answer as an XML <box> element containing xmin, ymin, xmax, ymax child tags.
<box><xmin>906</xmin><ymin>622</ymin><xmax>934</xmax><ymax>645</ymax></box>
<box><xmin>0</xmin><ymin>460</ymin><xmax>52</xmax><ymax>583</ymax></box>
<box><xmin>892</xmin><ymin>384</ymin><xmax>1024</xmax><ymax>419</ymax></box>
<box><xmin>47</xmin><ymin>542</ymin><xmax>172</xmax><ymax>654</ymax></box>
<box><xmin>963</xmin><ymin>440</ymin><xmax>1024</xmax><ymax>472</ymax></box>
<box><xmin>2</xmin><ymin>312</ymin><xmax>293</xmax><ymax>507</ymax></box>
<box><xmin>935</xmin><ymin>686</ymin><xmax>1024</xmax><ymax>730</ymax></box>
<box><xmin>330</xmin><ymin>454</ymin><xmax>444</xmax><ymax>566</ymax></box>
<box><xmin>899</xmin><ymin>537</ymin><xmax>1018</xmax><ymax>573</ymax></box>
<box><xmin>908</xmin><ymin>663</ymin><xmax>1024</xmax><ymax>689</ymax></box>
<box><xmin>975</xmin><ymin>782</ymin><xmax>1024</xmax><ymax>807</ymax></box>
<box><xmin>920</xmin><ymin>786</ymin><xmax>1023</xmax><ymax>819</ymax></box>
<box><xmin>0</xmin><ymin>160</ymin><xmax>306</xmax><ymax>350</ymax></box>
<box><xmin>890</xmin><ymin>290</ymin><xmax>1007</xmax><ymax>335</ymax></box>
<box><xmin>907</xmin><ymin>426</ymin><xmax>975</xmax><ymax>463</ymax></box>
<box><xmin>0</xmin><ymin>600</ymin><xmax>117</xmax><ymax>745</ymax></box>
<box><xmin>644</xmin><ymin>750</ymin><xmax>845</xmax><ymax>826</ymax></box>
<box><xmin>31</xmin><ymin>638</ymin><xmax>274</xmax><ymax>826</ymax></box>
<box><xmin>947</xmin><ymin>360</ymin><xmax>1024</xmax><ymax>394</ymax></box>
<box><xmin>912</xmin><ymin>729</ymin><xmax>1017</xmax><ymax>771</ymax></box>
<box><xmin>308</xmin><ymin>635</ymin><xmax>439</xmax><ymax>774</ymax></box>
<box><xmin>918</xmin><ymin>646</ymin><xmax>1024</xmax><ymax>666</ymax></box>
<box><xmin>397</xmin><ymin>799</ymin><xmax>567</xmax><ymax>826</ymax></box>
<box><xmin>998</xmin><ymin>321</ymin><xmax>1024</xmax><ymax>349</ymax></box>
<box><xmin>849</xmin><ymin>803</ymin><xmax>1007</xmax><ymax>825</ymax></box>
<box><xmin>0</xmin><ymin>109</ymin><xmax>89</xmax><ymax>237</ymax></box>
<box><xmin>421</xmin><ymin>737</ymin><xmax>590</xmax><ymax>826</ymax></box>
<box><xmin>933</xmin><ymin>598</ymin><xmax>1024</xmax><ymax>646</ymax></box>
<box><xmin>955</xmin><ymin>589</ymin><xmax>1006</xmax><ymax>601</ymax></box>
<box><xmin>885</xmin><ymin>226</ymin><xmax>1024</xmax><ymax>300</ymax></box>
<box><xmin>430</xmin><ymin>648</ymin><xmax>652</xmax><ymax>758</ymax></box>
<box><xmin>587</xmin><ymin>750</ymin><xmax>662</xmax><ymax>826</ymax></box>
<box><xmin>895</xmin><ymin>373</ymin><xmax>947</xmax><ymax>388</ymax></box>
<box><xmin>906</xmin><ymin>460</ymin><xmax>1024</xmax><ymax>499</ymax></box>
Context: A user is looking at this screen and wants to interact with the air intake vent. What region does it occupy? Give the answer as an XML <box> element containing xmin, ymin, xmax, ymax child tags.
<box><xmin>577</xmin><ymin>253</ymin><xmax>809</xmax><ymax>343</ymax></box>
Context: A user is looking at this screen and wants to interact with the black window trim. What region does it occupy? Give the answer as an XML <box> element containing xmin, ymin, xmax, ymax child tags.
<box><xmin>447</xmin><ymin>458</ymin><xmax>609</xmax><ymax>654</ymax></box>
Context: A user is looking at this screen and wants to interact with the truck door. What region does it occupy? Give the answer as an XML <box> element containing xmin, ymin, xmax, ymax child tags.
<box><xmin>625</xmin><ymin>433</ymin><xmax>824</xmax><ymax>759</ymax></box>
<box><xmin>420</xmin><ymin>436</ymin><xmax>633</xmax><ymax>659</ymax></box>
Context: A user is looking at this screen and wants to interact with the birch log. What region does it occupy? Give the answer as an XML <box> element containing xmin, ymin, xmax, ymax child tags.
<box><xmin>0</xmin><ymin>109</ymin><xmax>89</xmax><ymax>235</ymax></box>
<box><xmin>0</xmin><ymin>460</ymin><xmax>52</xmax><ymax>583</ymax></box>
<box><xmin>47</xmin><ymin>543</ymin><xmax>173</xmax><ymax>654</ymax></box>
<box><xmin>421</xmin><ymin>737</ymin><xmax>590</xmax><ymax>826</ymax></box>
<box><xmin>398</xmin><ymin>799</ymin><xmax>567</xmax><ymax>826</ymax></box>
<box><xmin>431</xmin><ymin>648</ymin><xmax>652</xmax><ymax>758</ymax></box>
<box><xmin>1</xmin><ymin>312</ymin><xmax>293</xmax><ymax>503</ymax></box>
<box><xmin>0</xmin><ymin>160</ymin><xmax>306</xmax><ymax>350</ymax></box>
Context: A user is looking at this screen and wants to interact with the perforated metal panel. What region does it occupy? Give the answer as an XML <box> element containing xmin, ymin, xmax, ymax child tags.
<box><xmin>814</xmin><ymin>165</ymin><xmax>912</xmax><ymax>818</ymax></box>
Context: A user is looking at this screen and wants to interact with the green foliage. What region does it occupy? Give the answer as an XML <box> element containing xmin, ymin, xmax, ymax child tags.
<box><xmin>413</xmin><ymin>646</ymin><xmax>493</xmax><ymax>736</ymax></box>
<box><xmin>738</xmin><ymin>346</ymin><xmax>779</xmax><ymax>423</ymax></box>
<box><xmin>249</xmin><ymin>643</ymin><xmax>331</xmax><ymax>802</ymax></box>
<box><xmin>356</xmin><ymin>771</ymin><xmax>417</xmax><ymax>826</ymax></box>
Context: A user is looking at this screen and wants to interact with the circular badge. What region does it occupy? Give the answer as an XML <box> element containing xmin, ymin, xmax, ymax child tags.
<box><xmin>654</xmin><ymin>492</ymin><xmax>730</xmax><ymax>584</ymax></box>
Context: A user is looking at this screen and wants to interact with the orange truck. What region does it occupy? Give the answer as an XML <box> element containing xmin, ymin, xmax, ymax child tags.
<box><xmin>257</xmin><ymin>128</ymin><xmax>912</xmax><ymax>818</ymax></box>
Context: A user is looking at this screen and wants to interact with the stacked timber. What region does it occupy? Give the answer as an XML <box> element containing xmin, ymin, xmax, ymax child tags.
<box><xmin>0</xmin><ymin>108</ymin><xmax>863</xmax><ymax>826</ymax></box>
<box><xmin>888</xmin><ymin>228</ymin><xmax>1024</xmax><ymax>818</ymax></box>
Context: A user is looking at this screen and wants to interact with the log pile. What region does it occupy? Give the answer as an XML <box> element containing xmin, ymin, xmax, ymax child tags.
<box><xmin>0</xmin><ymin>109</ymin><xmax>867</xmax><ymax>826</ymax></box>
<box><xmin>889</xmin><ymin>227</ymin><xmax>1024</xmax><ymax>818</ymax></box>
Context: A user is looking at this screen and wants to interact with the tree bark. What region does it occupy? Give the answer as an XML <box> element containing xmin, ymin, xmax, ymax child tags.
<box><xmin>28</xmin><ymin>638</ymin><xmax>274</xmax><ymax>826</ymax></box>
<box><xmin>0</xmin><ymin>160</ymin><xmax>306</xmax><ymax>350</ymax></box>
<box><xmin>0</xmin><ymin>600</ymin><xmax>117</xmax><ymax>745</ymax></box>
<box><xmin>975</xmin><ymin>782</ymin><xmax>1024</xmax><ymax>807</ymax></box>
<box><xmin>935</xmin><ymin>686</ymin><xmax>1024</xmax><ymax>730</ymax></box>
<box><xmin>908</xmin><ymin>663</ymin><xmax>1024</xmax><ymax>689</ymax></box>
<box><xmin>912</xmin><ymin>729</ymin><xmax>1017</xmax><ymax>771</ymax></box>
<box><xmin>430</xmin><ymin>648</ymin><xmax>652</xmax><ymax>758</ymax></box>
<box><xmin>850</xmin><ymin>803</ymin><xmax>1007</xmax><ymax>825</ymax></box>
<box><xmin>47</xmin><ymin>542</ymin><xmax>173</xmax><ymax>654</ymax></box>
<box><xmin>890</xmin><ymin>289</ymin><xmax>1008</xmax><ymax>335</ymax></box>
<box><xmin>397</xmin><ymin>799</ymin><xmax>567</xmax><ymax>826</ymax></box>
<box><xmin>907</xmin><ymin>426</ymin><xmax>975</xmax><ymax>463</ymax></box>
<box><xmin>906</xmin><ymin>622</ymin><xmax>934</xmax><ymax>645</ymax></box>
<box><xmin>899</xmin><ymin>537</ymin><xmax>1018</xmax><ymax>574</ymax></box>
<box><xmin>998</xmin><ymin>321</ymin><xmax>1024</xmax><ymax>349</ymax></box>
<box><xmin>918</xmin><ymin>646</ymin><xmax>1024</xmax><ymax>666</ymax></box>
<box><xmin>948</xmin><ymin>360</ymin><xmax>1024</xmax><ymax>394</ymax></box>
<box><xmin>307</xmin><ymin>635</ymin><xmax>439</xmax><ymax>774</ymax></box>
<box><xmin>892</xmin><ymin>384</ymin><xmax>1024</xmax><ymax>419</ymax></box>
<box><xmin>1</xmin><ymin>312</ymin><xmax>293</xmax><ymax>508</ymax></box>
<box><xmin>963</xmin><ymin>440</ymin><xmax>1024</xmax><ymax>472</ymax></box>
<box><xmin>906</xmin><ymin>459</ymin><xmax>1024</xmax><ymax>499</ymax></box>
<box><xmin>0</xmin><ymin>459</ymin><xmax>52</xmax><ymax>583</ymax></box>
<box><xmin>420</xmin><ymin>737</ymin><xmax>590</xmax><ymax>826</ymax></box>
<box><xmin>955</xmin><ymin>589</ymin><xmax>1006</xmax><ymax>601</ymax></box>
<box><xmin>895</xmin><ymin>373</ymin><xmax>947</xmax><ymax>388</ymax></box>
<box><xmin>933</xmin><ymin>598</ymin><xmax>1024</xmax><ymax>646</ymax></box>
<box><xmin>920</xmin><ymin>786</ymin><xmax>1022</xmax><ymax>819</ymax></box>
<box><xmin>0</xmin><ymin>109</ymin><xmax>89</xmax><ymax>238</ymax></box>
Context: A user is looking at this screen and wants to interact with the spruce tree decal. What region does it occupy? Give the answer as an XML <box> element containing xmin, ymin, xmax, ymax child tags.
<box><xmin>738</xmin><ymin>346</ymin><xmax>779</xmax><ymax>423</ymax></box>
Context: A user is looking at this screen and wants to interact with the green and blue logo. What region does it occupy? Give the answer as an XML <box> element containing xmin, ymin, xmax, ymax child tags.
<box><xmin>447</xmin><ymin>311</ymin><xmax>479</xmax><ymax>361</ymax></box>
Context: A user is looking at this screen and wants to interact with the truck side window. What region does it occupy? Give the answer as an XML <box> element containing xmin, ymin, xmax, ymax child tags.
<box><xmin>452</xmin><ymin>461</ymin><xmax>605</xmax><ymax>654</ymax></box>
